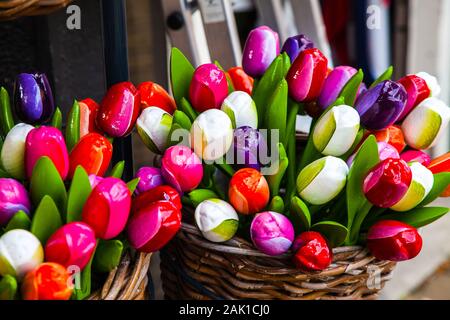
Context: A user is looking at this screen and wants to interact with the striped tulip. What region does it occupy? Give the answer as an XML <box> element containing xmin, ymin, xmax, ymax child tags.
<box><xmin>227</xmin><ymin>67</ymin><xmax>254</xmax><ymax>95</ymax></box>
<box><xmin>195</xmin><ymin>199</ymin><xmax>239</xmax><ymax>242</ymax></box>
<box><xmin>428</xmin><ymin>152</ymin><xmax>450</xmax><ymax>197</ymax></box>
<box><xmin>402</xmin><ymin>97</ymin><xmax>450</xmax><ymax>150</ymax></box>
<box><xmin>97</xmin><ymin>82</ymin><xmax>141</xmax><ymax>137</ymax></box>
<box><xmin>0</xmin><ymin>230</ymin><xmax>43</xmax><ymax>279</ymax></box>
<box><xmin>355</xmin><ymin>80</ymin><xmax>407</xmax><ymax>130</ymax></box>
<box><xmin>25</xmin><ymin>126</ymin><xmax>69</xmax><ymax>180</ymax></box>
<box><xmin>281</xmin><ymin>34</ymin><xmax>314</xmax><ymax>63</ymax></box>
<box><xmin>370</xmin><ymin>125</ymin><xmax>406</xmax><ymax>153</ymax></box>
<box><xmin>78</xmin><ymin>98</ymin><xmax>100</xmax><ymax>138</ymax></box>
<box><xmin>228</xmin><ymin>168</ymin><xmax>270</xmax><ymax>215</ymax></box>
<box><xmin>250</xmin><ymin>211</ymin><xmax>294</xmax><ymax>256</ymax></box>
<box><xmin>161</xmin><ymin>145</ymin><xmax>203</xmax><ymax>193</ymax></box>
<box><xmin>68</xmin><ymin>133</ymin><xmax>113</xmax><ymax>179</ymax></box>
<box><xmin>138</xmin><ymin>81</ymin><xmax>176</xmax><ymax>114</ymax></box>
<box><xmin>44</xmin><ymin>222</ymin><xmax>96</xmax><ymax>270</ymax></box>
<box><xmin>312</xmin><ymin>104</ymin><xmax>360</xmax><ymax>156</ymax></box>
<box><xmin>390</xmin><ymin>162</ymin><xmax>433</xmax><ymax>211</ymax></box>
<box><xmin>367</xmin><ymin>220</ymin><xmax>422</xmax><ymax>261</ymax></box>
<box><xmin>0</xmin><ymin>178</ymin><xmax>31</xmax><ymax>226</ymax></box>
<box><xmin>189</xmin><ymin>63</ymin><xmax>228</xmax><ymax>112</ymax></box>
<box><xmin>242</xmin><ymin>26</ymin><xmax>280</xmax><ymax>78</ymax></box>
<box><xmin>190</xmin><ymin>109</ymin><xmax>233</xmax><ymax>161</ymax></box>
<box><xmin>317</xmin><ymin>66</ymin><xmax>357</xmax><ymax>109</ymax></box>
<box><xmin>22</xmin><ymin>263</ymin><xmax>72</xmax><ymax>300</ymax></box>
<box><xmin>286</xmin><ymin>48</ymin><xmax>328</xmax><ymax>103</ymax></box>
<box><xmin>82</xmin><ymin>177</ymin><xmax>131</xmax><ymax>239</ymax></box>
<box><xmin>134</xmin><ymin>167</ymin><xmax>164</xmax><ymax>196</ymax></box>
<box><xmin>296</xmin><ymin>156</ymin><xmax>348</xmax><ymax>205</ymax></box>
<box><xmin>221</xmin><ymin>91</ymin><xmax>258</xmax><ymax>129</ymax></box>
<box><xmin>13</xmin><ymin>73</ymin><xmax>54</xmax><ymax>124</ymax></box>
<box><xmin>127</xmin><ymin>200</ymin><xmax>181</xmax><ymax>253</ymax></box>
<box><xmin>0</xmin><ymin>123</ymin><xmax>34</xmax><ymax>179</ymax></box>
<box><xmin>400</xmin><ymin>150</ymin><xmax>431</xmax><ymax>167</ymax></box>
<box><xmin>136</xmin><ymin>107</ymin><xmax>173</xmax><ymax>154</ymax></box>
<box><xmin>363</xmin><ymin>158</ymin><xmax>412</xmax><ymax>208</ymax></box>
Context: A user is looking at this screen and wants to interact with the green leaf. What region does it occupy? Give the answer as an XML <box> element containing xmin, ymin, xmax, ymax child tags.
<box><xmin>172</xmin><ymin>110</ymin><xmax>192</xmax><ymax>130</ymax></box>
<box><xmin>127</xmin><ymin>178</ymin><xmax>140</xmax><ymax>194</ymax></box>
<box><xmin>30</xmin><ymin>156</ymin><xmax>67</xmax><ymax>218</ymax></box>
<box><xmin>72</xmin><ymin>244</ymin><xmax>96</xmax><ymax>300</ymax></box>
<box><xmin>370</xmin><ymin>66</ymin><xmax>393</xmax><ymax>88</ymax></box>
<box><xmin>252</xmin><ymin>55</ymin><xmax>285</xmax><ymax>125</ymax></box>
<box><xmin>267</xmin><ymin>143</ymin><xmax>288</xmax><ymax>196</ymax></box>
<box><xmin>282</xmin><ymin>52</ymin><xmax>291</xmax><ymax>77</ymax></box>
<box><xmin>110</xmin><ymin>161</ymin><xmax>125</xmax><ymax>178</ymax></box>
<box><xmin>380</xmin><ymin>206</ymin><xmax>449</xmax><ymax>229</ymax></box>
<box><xmin>268</xmin><ymin>196</ymin><xmax>284</xmax><ymax>213</ymax></box>
<box><xmin>171</xmin><ymin>48</ymin><xmax>195</xmax><ymax>108</ymax></box>
<box><xmin>179</xmin><ymin>97</ymin><xmax>198</xmax><ymax>122</ymax></box>
<box><xmin>93</xmin><ymin>240</ymin><xmax>123</xmax><ymax>273</ymax></box>
<box><xmin>346</xmin><ymin>135</ymin><xmax>379</xmax><ymax>230</ymax></box>
<box><xmin>31</xmin><ymin>195</ymin><xmax>63</xmax><ymax>244</ymax></box>
<box><xmin>265</xmin><ymin>79</ymin><xmax>288</xmax><ymax>143</ymax></box>
<box><xmin>339</xmin><ymin>69</ymin><xmax>364</xmax><ymax>106</ymax></box>
<box><xmin>289</xmin><ymin>196</ymin><xmax>311</xmax><ymax>233</ymax></box>
<box><xmin>419</xmin><ymin>172</ymin><xmax>450</xmax><ymax>206</ymax></box>
<box><xmin>0</xmin><ymin>275</ymin><xmax>17</xmax><ymax>300</ymax></box>
<box><xmin>51</xmin><ymin>107</ymin><xmax>63</xmax><ymax>130</ymax></box>
<box><xmin>0</xmin><ymin>87</ymin><xmax>15</xmax><ymax>137</ymax></box>
<box><xmin>214</xmin><ymin>60</ymin><xmax>234</xmax><ymax>93</ymax></box>
<box><xmin>4</xmin><ymin>210</ymin><xmax>31</xmax><ymax>232</ymax></box>
<box><xmin>311</xmin><ymin>221</ymin><xmax>348</xmax><ymax>247</ymax></box>
<box><xmin>188</xmin><ymin>189</ymin><xmax>218</xmax><ymax>207</ymax></box>
<box><xmin>65</xmin><ymin>100</ymin><xmax>80</xmax><ymax>152</ymax></box>
<box><xmin>67</xmin><ymin>166</ymin><xmax>92</xmax><ymax>223</ymax></box>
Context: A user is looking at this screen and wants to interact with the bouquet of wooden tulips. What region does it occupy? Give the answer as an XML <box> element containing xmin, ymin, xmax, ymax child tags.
<box><xmin>0</xmin><ymin>73</ymin><xmax>185</xmax><ymax>300</ymax></box>
<box><xmin>134</xmin><ymin>25</ymin><xmax>450</xmax><ymax>272</ymax></box>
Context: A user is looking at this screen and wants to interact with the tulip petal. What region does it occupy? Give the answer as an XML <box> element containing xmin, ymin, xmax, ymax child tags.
<box><xmin>1</xmin><ymin>123</ymin><xmax>34</xmax><ymax>179</ymax></box>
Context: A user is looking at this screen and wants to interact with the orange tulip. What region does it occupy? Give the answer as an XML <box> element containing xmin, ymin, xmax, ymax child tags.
<box><xmin>22</xmin><ymin>263</ymin><xmax>72</xmax><ymax>300</ymax></box>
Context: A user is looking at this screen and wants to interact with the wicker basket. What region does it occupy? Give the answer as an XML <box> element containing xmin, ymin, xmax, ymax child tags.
<box><xmin>161</xmin><ymin>223</ymin><xmax>396</xmax><ymax>300</ymax></box>
<box><xmin>88</xmin><ymin>251</ymin><xmax>152</xmax><ymax>300</ymax></box>
<box><xmin>0</xmin><ymin>0</ymin><xmax>73</xmax><ymax>20</ymax></box>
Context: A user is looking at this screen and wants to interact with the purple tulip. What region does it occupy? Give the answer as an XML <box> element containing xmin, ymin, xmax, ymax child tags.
<box><xmin>355</xmin><ymin>80</ymin><xmax>407</xmax><ymax>130</ymax></box>
<box><xmin>242</xmin><ymin>26</ymin><xmax>280</xmax><ymax>78</ymax></box>
<box><xmin>281</xmin><ymin>34</ymin><xmax>314</xmax><ymax>62</ymax></box>
<box><xmin>347</xmin><ymin>142</ymin><xmax>399</xmax><ymax>167</ymax></box>
<box><xmin>318</xmin><ymin>66</ymin><xmax>357</xmax><ymax>109</ymax></box>
<box><xmin>0</xmin><ymin>178</ymin><xmax>31</xmax><ymax>226</ymax></box>
<box><xmin>134</xmin><ymin>167</ymin><xmax>164</xmax><ymax>195</ymax></box>
<box><xmin>250</xmin><ymin>211</ymin><xmax>294</xmax><ymax>256</ymax></box>
<box><xmin>400</xmin><ymin>150</ymin><xmax>431</xmax><ymax>166</ymax></box>
<box><xmin>231</xmin><ymin>126</ymin><xmax>267</xmax><ymax>171</ymax></box>
<box><xmin>14</xmin><ymin>73</ymin><xmax>55</xmax><ymax>124</ymax></box>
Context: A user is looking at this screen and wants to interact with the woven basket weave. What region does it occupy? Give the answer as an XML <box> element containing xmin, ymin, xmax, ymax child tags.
<box><xmin>161</xmin><ymin>223</ymin><xmax>396</xmax><ymax>300</ymax></box>
<box><xmin>88</xmin><ymin>251</ymin><xmax>152</xmax><ymax>300</ymax></box>
<box><xmin>0</xmin><ymin>0</ymin><xmax>73</xmax><ymax>20</ymax></box>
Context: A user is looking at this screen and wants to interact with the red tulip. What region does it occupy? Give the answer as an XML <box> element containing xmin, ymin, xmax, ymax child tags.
<box><xmin>227</xmin><ymin>67</ymin><xmax>254</xmax><ymax>95</ymax></box>
<box><xmin>292</xmin><ymin>231</ymin><xmax>332</xmax><ymax>271</ymax></box>
<box><xmin>138</xmin><ymin>81</ymin><xmax>176</xmax><ymax>114</ymax></box>
<box><xmin>397</xmin><ymin>74</ymin><xmax>430</xmax><ymax>120</ymax></box>
<box><xmin>367</xmin><ymin>220</ymin><xmax>422</xmax><ymax>261</ymax></box>
<box><xmin>363</xmin><ymin>158</ymin><xmax>412</xmax><ymax>208</ymax></box>
<box><xmin>25</xmin><ymin>126</ymin><xmax>69</xmax><ymax>180</ymax></box>
<box><xmin>127</xmin><ymin>200</ymin><xmax>181</xmax><ymax>253</ymax></box>
<box><xmin>97</xmin><ymin>82</ymin><xmax>141</xmax><ymax>137</ymax></box>
<box><xmin>132</xmin><ymin>185</ymin><xmax>181</xmax><ymax>213</ymax></box>
<box><xmin>22</xmin><ymin>263</ymin><xmax>72</xmax><ymax>300</ymax></box>
<box><xmin>78</xmin><ymin>98</ymin><xmax>100</xmax><ymax>138</ymax></box>
<box><xmin>228</xmin><ymin>168</ymin><xmax>270</xmax><ymax>215</ymax></box>
<box><xmin>68</xmin><ymin>133</ymin><xmax>113</xmax><ymax>179</ymax></box>
<box><xmin>286</xmin><ymin>48</ymin><xmax>328</xmax><ymax>102</ymax></box>
<box><xmin>82</xmin><ymin>177</ymin><xmax>131</xmax><ymax>239</ymax></box>
<box><xmin>370</xmin><ymin>125</ymin><xmax>406</xmax><ymax>153</ymax></box>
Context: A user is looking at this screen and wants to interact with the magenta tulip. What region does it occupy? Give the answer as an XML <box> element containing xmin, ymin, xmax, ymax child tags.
<box><xmin>134</xmin><ymin>167</ymin><xmax>164</xmax><ymax>195</ymax></box>
<box><xmin>400</xmin><ymin>150</ymin><xmax>431</xmax><ymax>166</ymax></box>
<box><xmin>347</xmin><ymin>142</ymin><xmax>399</xmax><ymax>167</ymax></box>
<box><xmin>318</xmin><ymin>66</ymin><xmax>357</xmax><ymax>109</ymax></box>
<box><xmin>0</xmin><ymin>178</ymin><xmax>31</xmax><ymax>226</ymax></box>
<box><xmin>88</xmin><ymin>174</ymin><xmax>103</xmax><ymax>189</ymax></box>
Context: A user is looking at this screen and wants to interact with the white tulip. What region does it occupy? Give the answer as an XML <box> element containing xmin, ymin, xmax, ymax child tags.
<box><xmin>296</xmin><ymin>156</ymin><xmax>349</xmax><ymax>205</ymax></box>
<box><xmin>221</xmin><ymin>91</ymin><xmax>258</xmax><ymax>129</ymax></box>
<box><xmin>136</xmin><ymin>107</ymin><xmax>173</xmax><ymax>154</ymax></box>
<box><xmin>312</xmin><ymin>105</ymin><xmax>360</xmax><ymax>156</ymax></box>
<box><xmin>195</xmin><ymin>199</ymin><xmax>239</xmax><ymax>242</ymax></box>
<box><xmin>190</xmin><ymin>109</ymin><xmax>233</xmax><ymax>161</ymax></box>
<box><xmin>0</xmin><ymin>123</ymin><xmax>34</xmax><ymax>179</ymax></box>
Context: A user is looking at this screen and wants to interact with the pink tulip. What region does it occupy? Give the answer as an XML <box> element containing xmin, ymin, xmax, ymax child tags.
<box><xmin>0</xmin><ymin>178</ymin><xmax>31</xmax><ymax>226</ymax></box>
<box><xmin>400</xmin><ymin>150</ymin><xmax>431</xmax><ymax>166</ymax></box>
<box><xmin>347</xmin><ymin>142</ymin><xmax>399</xmax><ymax>167</ymax></box>
<box><xmin>25</xmin><ymin>126</ymin><xmax>69</xmax><ymax>180</ymax></box>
